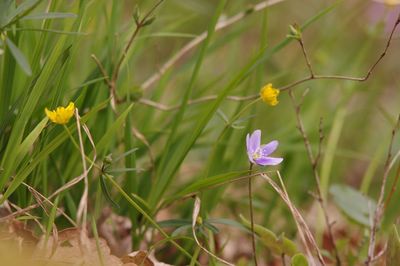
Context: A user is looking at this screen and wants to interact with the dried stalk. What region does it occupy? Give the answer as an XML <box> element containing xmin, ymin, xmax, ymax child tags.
<box><xmin>366</xmin><ymin>115</ymin><xmax>400</xmax><ymax>265</ymax></box>
<box><xmin>260</xmin><ymin>172</ymin><xmax>325</xmax><ymax>266</ymax></box>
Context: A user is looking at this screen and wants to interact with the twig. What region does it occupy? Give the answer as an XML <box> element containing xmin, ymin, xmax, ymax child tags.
<box><xmin>298</xmin><ymin>37</ymin><xmax>314</xmax><ymax>78</ymax></box>
<box><xmin>315</xmin><ymin>117</ymin><xmax>325</xmax><ymax>170</ymax></box>
<box><xmin>366</xmin><ymin>115</ymin><xmax>400</xmax><ymax>265</ymax></box>
<box><xmin>140</xmin><ymin>0</ymin><xmax>285</xmax><ymax>91</ymax></box>
<box><xmin>288</xmin><ymin>89</ymin><xmax>341</xmax><ymax>265</ymax></box>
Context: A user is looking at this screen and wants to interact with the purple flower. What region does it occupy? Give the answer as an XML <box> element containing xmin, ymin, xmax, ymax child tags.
<box><xmin>246</xmin><ymin>130</ymin><xmax>283</xmax><ymax>166</ymax></box>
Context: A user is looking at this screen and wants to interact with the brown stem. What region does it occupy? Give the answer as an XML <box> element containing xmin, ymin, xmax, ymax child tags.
<box><xmin>298</xmin><ymin>38</ymin><xmax>314</xmax><ymax>77</ymax></box>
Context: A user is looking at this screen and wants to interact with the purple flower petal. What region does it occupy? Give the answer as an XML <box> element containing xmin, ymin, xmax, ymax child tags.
<box><xmin>246</xmin><ymin>133</ymin><xmax>251</xmax><ymax>151</ymax></box>
<box><xmin>248</xmin><ymin>130</ymin><xmax>261</xmax><ymax>154</ymax></box>
<box><xmin>261</xmin><ymin>140</ymin><xmax>278</xmax><ymax>156</ymax></box>
<box><xmin>254</xmin><ymin>156</ymin><xmax>283</xmax><ymax>166</ymax></box>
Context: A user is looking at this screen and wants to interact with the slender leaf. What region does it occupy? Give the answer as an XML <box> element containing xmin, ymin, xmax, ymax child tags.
<box><xmin>21</xmin><ymin>12</ymin><xmax>77</xmax><ymax>20</ymax></box>
<box><xmin>5</xmin><ymin>37</ymin><xmax>32</xmax><ymax>76</ymax></box>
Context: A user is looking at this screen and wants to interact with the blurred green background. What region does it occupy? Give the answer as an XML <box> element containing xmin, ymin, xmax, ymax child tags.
<box><xmin>1</xmin><ymin>0</ymin><xmax>400</xmax><ymax>264</ymax></box>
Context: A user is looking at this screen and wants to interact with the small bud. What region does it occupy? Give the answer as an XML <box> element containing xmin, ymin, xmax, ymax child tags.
<box><xmin>103</xmin><ymin>155</ymin><xmax>113</xmax><ymax>165</ymax></box>
<box><xmin>130</xmin><ymin>85</ymin><xmax>143</xmax><ymax>102</ymax></box>
<box><xmin>133</xmin><ymin>6</ymin><xmax>140</xmax><ymax>24</ymax></box>
<box><xmin>142</xmin><ymin>16</ymin><xmax>156</xmax><ymax>27</ymax></box>
<box><xmin>196</xmin><ymin>216</ymin><xmax>203</xmax><ymax>225</ymax></box>
<box><xmin>244</xmin><ymin>5</ymin><xmax>254</xmax><ymax>15</ymax></box>
<box><xmin>287</xmin><ymin>23</ymin><xmax>302</xmax><ymax>40</ymax></box>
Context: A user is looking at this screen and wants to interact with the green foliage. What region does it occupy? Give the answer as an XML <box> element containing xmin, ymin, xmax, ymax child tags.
<box><xmin>330</xmin><ymin>184</ymin><xmax>377</xmax><ymax>227</ymax></box>
<box><xmin>291</xmin><ymin>253</ymin><xmax>309</xmax><ymax>266</ymax></box>
<box><xmin>240</xmin><ymin>214</ymin><xmax>299</xmax><ymax>257</ymax></box>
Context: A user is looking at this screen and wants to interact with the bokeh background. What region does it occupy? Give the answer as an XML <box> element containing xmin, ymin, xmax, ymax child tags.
<box><xmin>1</xmin><ymin>0</ymin><xmax>400</xmax><ymax>265</ymax></box>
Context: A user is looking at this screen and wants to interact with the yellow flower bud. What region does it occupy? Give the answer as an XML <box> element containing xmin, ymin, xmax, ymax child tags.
<box><xmin>45</xmin><ymin>102</ymin><xmax>75</xmax><ymax>125</ymax></box>
<box><xmin>260</xmin><ymin>83</ymin><xmax>279</xmax><ymax>106</ymax></box>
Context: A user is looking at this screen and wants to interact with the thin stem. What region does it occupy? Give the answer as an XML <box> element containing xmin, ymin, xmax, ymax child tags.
<box><xmin>248</xmin><ymin>163</ymin><xmax>258</xmax><ymax>266</ymax></box>
<box><xmin>298</xmin><ymin>38</ymin><xmax>314</xmax><ymax>77</ymax></box>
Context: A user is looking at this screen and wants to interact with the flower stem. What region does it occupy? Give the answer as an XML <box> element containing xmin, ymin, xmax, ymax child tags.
<box><xmin>248</xmin><ymin>162</ymin><xmax>258</xmax><ymax>266</ymax></box>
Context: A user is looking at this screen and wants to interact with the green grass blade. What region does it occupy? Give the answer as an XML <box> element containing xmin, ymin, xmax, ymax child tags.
<box><xmin>151</xmin><ymin>0</ymin><xmax>228</xmax><ymax>208</ymax></box>
<box><xmin>21</xmin><ymin>12</ymin><xmax>77</xmax><ymax>20</ymax></box>
<box><xmin>16</xmin><ymin>117</ymin><xmax>48</xmax><ymax>165</ymax></box>
<box><xmin>4</xmin><ymin>37</ymin><xmax>32</xmax><ymax>76</ymax></box>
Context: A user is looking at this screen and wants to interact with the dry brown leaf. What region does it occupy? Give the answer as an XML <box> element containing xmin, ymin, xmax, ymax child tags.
<box><xmin>122</xmin><ymin>250</ymin><xmax>173</xmax><ymax>266</ymax></box>
<box><xmin>34</xmin><ymin>228</ymin><xmax>122</xmax><ymax>266</ymax></box>
<box><xmin>0</xmin><ymin>220</ymin><xmax>173</xmax><ymax>266</ymax></box>
<box><xmin>122</xmin><ymin>250</ymin><xmax>153</xmax><ymax>266</ymax></box>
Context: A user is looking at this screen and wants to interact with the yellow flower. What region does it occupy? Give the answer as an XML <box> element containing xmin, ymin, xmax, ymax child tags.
<box><xmin>260</xmin><ymin>83</ymin><xmax>280</xmax><ymax>106</ymax></box>
<box><xmin>45</xmin><ymin>102</ymin><xmax>75</xmax><ymax>125</ymax></box>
